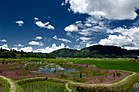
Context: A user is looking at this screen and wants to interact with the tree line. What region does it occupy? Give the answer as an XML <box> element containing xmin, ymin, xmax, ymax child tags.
<box><xmin>0</xmin><ymin>48</ymin><xmax>53</xmax><ymax>58</ymax></box>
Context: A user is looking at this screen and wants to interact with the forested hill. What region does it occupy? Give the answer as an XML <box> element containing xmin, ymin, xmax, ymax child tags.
<box><xmin>1</xmin><ymin>45</ymin><xmax>139</xmax><ymax>58</ymax></box>
<box><xmin>50</xmin><ymin>45</ymin><xmax>139</xmax><ymax>58</ymax></box>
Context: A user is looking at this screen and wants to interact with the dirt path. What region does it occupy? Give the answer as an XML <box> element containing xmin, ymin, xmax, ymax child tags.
<box><xmin>65</xmin><ymin>82</ymin><xmax>72</xmax><ymax>92</ymax></box>
<box><xmin>0</xmin><ymin>76</ymin><xmax>16</xmax><ymax>92</ymax></box>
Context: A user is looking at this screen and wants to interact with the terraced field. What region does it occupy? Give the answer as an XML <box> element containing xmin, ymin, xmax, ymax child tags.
<box><xmin>0</xmin><ymin>58</ymin><xmax>139</xmax><ymax>92</ymax></box>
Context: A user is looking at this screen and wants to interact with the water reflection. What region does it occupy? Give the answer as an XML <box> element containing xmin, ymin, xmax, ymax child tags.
<box><xmin>31</xmin><ymin>63</ymin><xmax>77</xmax><ymax>74</ymax></box>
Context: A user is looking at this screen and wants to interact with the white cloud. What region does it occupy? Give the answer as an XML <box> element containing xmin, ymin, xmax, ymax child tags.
<box><xmin>102</xmin><ymin>27</ymin><xmax>139</xmax><ymax>50</ymax></box>
<box><xmin>0</xmin><ymin>44</ymin><xmax>32</xmax><ymax>52</ymax></box>
<box><xmin>64</xmin><ymin>17</ymin><xmax>109</xmax><ymax>49</ymax></box>
<box><xmin>86</xmin><ymin>43</ymin><xmax>98</xmax><ymax>47</ymax></box>
<box><xmin>85</xmin><ymin>23</ymin><xmax>92</xmax><ymax>27</ymax></box>
<box><xmin>65</xmin><ymin>17</ymin><xmax>109</xmax><ymax>37</ymax></box>
<box><xmin>15</xmin><ymin>20</ymin><xmax>24</xmax><ymax>26</ymax></box>
<box><xmin>79</xmin><ymin>37</ymin><xmax>91</xmax><ymax>42</ymax></box>
<box><xmin>99</xmin><ymin>35</ymin><xmax>133</xmax><ymax>47</ymax></box>
<box><xmin>35</xmin><ymin>36</ymin><xmax>43</xmax><ymax>40</ymax></box>
<box><xmin>64</xmin><ymin>24</ymin><xmax>78</xmax><ymax>32</ymax></box>
<box><xmin>12</xmin><ymin>46</ymin><xmax>33</xmax><ymax>52</ymax></box>
<box><xmin>124</xmin><ymin>45</ymin><xmax>139</xmax><ymax>50</ymax></box>
<box><xmin>67</xmin><ymin>32</ymin><xmax>78</xmax><ymax>38</ymax></box>
<box><xmin>34</xmin><ymin>18</ymin><xmax>55</xmax><ymax>30</ymax></box>
<box><xmin>0</xmin><ymin>44</ymin><xmax>10</xmax><ymax>50</ymax></box>
<box><xmin>35</xmin><ymin>21</ymin><xmax>49</xmax><ymax>28</ymax></box>
<box><xmin>0</xmin><ymin>39</ymin><xmax>7</xmax><ymax>43</ymax></box>
<box><xmin>34</xmin><ymin>17</ymin><xmax>39</xmax><ymax>21</ymax></box>
<box><xmin>28</xmin><ymin>41</ymin><xmax>44</xmax><ymax>46</ymax></box>
<box><xmin>20</xmin><ymin>47</ymin><xmax>33</xmax><ymax>52</ymax></box>
<box><xmin>107</xmin><ymin>27</ymin><xmax>139</xmax><ymax>44</ymax></box>
<box><xmin>33</xmin><ymin>43</ymin><xmax>67</xmax><ymax>53</ymax></box>
<box><xmin>53</xmin><ymin>36</ymin><xmax>71</xmax><ymax>43</ymax></box>
<box><xmin>14</xmin><ymin>44</ymin><xmax>24</xmax><ymax>47</ymax></box>
<box><xmin>46</xmin><ymin>25</ymin><xmax>55</xmax><ymax>30</ymax></box>
<box><xmin>65</xmin><ymin>0</ymin><xmax>139</xmax><ymax>20</ymax></box>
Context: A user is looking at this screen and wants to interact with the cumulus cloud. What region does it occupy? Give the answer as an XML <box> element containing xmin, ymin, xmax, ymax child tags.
<box><xmin>0</xmin><ymin>44</ymin><xmax>10</xmax><ymax>50</ymax></box>
<box><xmin>12</xmin><ymin>46</ymin><xmax>33</xmax><ymax>52</ymax></box>
<box><xmin>34</xmin><ymin>17</ymin><xmax>55</xmax><ymax>30</ymax></box>
<box><xmin>65</xmin><ymin>0</ymin><xmax>139</xmax><ymax>20</ymax></box>
<box><xmin>28</xmin><ymin>41</ymin><xmax>44</xmax><ymax>46</ymax></box>
<box><xmin>99</xmin><ymin>35</ymin><xmax>133</xmax><ymax>47</ymax></box>
<box><xmin>35</xmin><ymin>36</ymin><xmax>43</xmax><ymax>40</ymax></box>
<box><xmin>107</xmin><ymin>27</ymin><xmax>139</xmax><ymax>44</ymax></box>
<box><xmin>0</xmin><ymin>44</ymin><xmax>33</xmax><ymax>52</ymax></box>
<box><xmin>33</xmin><ymin>43</ymin><xmax>68</xmax><ymax>53</ymax></box>
<box><xmin>15</xmin><ymin>20</ymin><xmax>24</xmax><ymax>26</ymax></box>
<box><xmin>53</xmin><ymin>36</ymin><xmax>71</xmax><ymax>43</ymax></box>
<box><xmin>46</xmin><ymin>25</ymin><xmax>55</xmax><ymax>30</ymax></box>
<box><xmin>0</xmin><ymin>39</ymin><xmax>7</xmax><ymax>43</ymax></box>
<box><xmin>98</xmin><ymin>27</ymin><xmax>139</xmax><ymax>50</ymax></box>
<box><xmin>64</xmin><ymin>24</ymin><xmax>78</xmax><ymax>32</ymax></box>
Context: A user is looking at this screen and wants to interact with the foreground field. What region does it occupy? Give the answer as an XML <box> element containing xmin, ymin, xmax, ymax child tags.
<box><xmin>0</xmin><ymin>58</ymin><xmax>139</xmax><ymax>92</ymax></box>
<box><xmin>17</xmin><ymin>81</ymin><xmax>67</xmax><ymax>92</ymax></box>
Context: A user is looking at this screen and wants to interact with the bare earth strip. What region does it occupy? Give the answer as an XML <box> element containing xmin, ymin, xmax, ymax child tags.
<box><xmin>65</xmin><ymin>82</ymin><xmax>72</xmax><ymax>92</ymax></box>
<box><xmin>0</xmin><ymin>76</ymin><xmax>16</xmax><ymax>92</ymax></box>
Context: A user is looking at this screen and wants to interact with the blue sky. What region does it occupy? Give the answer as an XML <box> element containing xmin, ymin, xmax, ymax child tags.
<box><xmin>1</xmin><ymin>0</ymin><xmax>139</xmax><ymax>53</ymax></box>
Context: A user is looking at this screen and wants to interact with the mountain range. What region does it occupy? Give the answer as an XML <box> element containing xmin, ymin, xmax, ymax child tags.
<box><xmin>0</xmin><ymin>45</ymin><xmax>139</xmax><ymax>58</ymax></box>
<box><xmin>50</xmin><ymin>45</ymin><xmax>139</xmax><ymax>58</ymax></box>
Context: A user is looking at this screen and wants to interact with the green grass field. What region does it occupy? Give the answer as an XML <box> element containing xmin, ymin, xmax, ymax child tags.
<box><xmin>17</xmin><ymin>81</ymin><xmax>67</xmax><ymax>92</ymax></box>
<box><xmin>72</xmin><ymin>58</ymin><xmax>139</xmax><ymax>73</ymax></box>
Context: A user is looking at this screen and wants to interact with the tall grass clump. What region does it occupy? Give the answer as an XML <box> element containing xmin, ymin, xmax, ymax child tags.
<box><xmin>18</xmin><ymin>81</ymin><xmax>67</xmax><ymax>92</ymax></box>
<box><xmin>0</xmin><ymin>77</ymin><xmax>10</xmax><ymax>92</ymax></box>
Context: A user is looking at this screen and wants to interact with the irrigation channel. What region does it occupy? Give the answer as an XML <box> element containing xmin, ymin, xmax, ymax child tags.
<box><xmin>129</xmin><ymin>81</ymin><xmax>139</xmax><ymax>92</ymax></box>
<box><xmin>30</xmin><ymin>63</ymin><xmax>77</xmax><ymax>74</ymax></box>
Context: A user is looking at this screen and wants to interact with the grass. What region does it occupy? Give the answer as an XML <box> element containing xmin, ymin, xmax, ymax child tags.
<box><xmin>72</xmin><ymin>58</ymin><xmax>139</xmax><ymax>73</ymax></box>
<box><xmin>0</xmin><ymin>76</ymin><xmax>10</xmax><ymax>92</ymax></box>
<box><xmin>17</xmin><ymin>81</ymin><xmax>68</xmax><ymax>92</ymax></box>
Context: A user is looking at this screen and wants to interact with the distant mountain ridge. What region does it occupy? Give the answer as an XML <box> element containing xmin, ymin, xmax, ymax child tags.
<box><xmin>50</xmin><ymin>45</ymin><xmax>139</xmax><ymax>58</ymax></box>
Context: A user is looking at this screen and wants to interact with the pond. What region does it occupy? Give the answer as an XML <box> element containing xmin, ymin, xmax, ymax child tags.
<box><xmin>31</xmin><ymin>63</ymin><xmax>78</xmax><ymax>74</ymax></box>
<box><xmin>129</xmin><ymin>81</ymin><xmax>139</xmax><ymax>92</ymax></box>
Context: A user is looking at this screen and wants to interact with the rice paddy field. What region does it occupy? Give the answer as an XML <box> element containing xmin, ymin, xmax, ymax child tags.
<box><xmin>17</xmin><ymin>81</ymin><xmax>67</xmax><ymax>92</ymax></box>
<box><xmin>0</xmin><ymin>58</ymin><xmax>139</xmax><ymax>92</ymax></box>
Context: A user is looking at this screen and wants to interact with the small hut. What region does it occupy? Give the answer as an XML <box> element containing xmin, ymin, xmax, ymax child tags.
<box><xmin>135</xmin><ymin>56</ymin><xmax>139</xmax><ymax>60</ymax></box>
